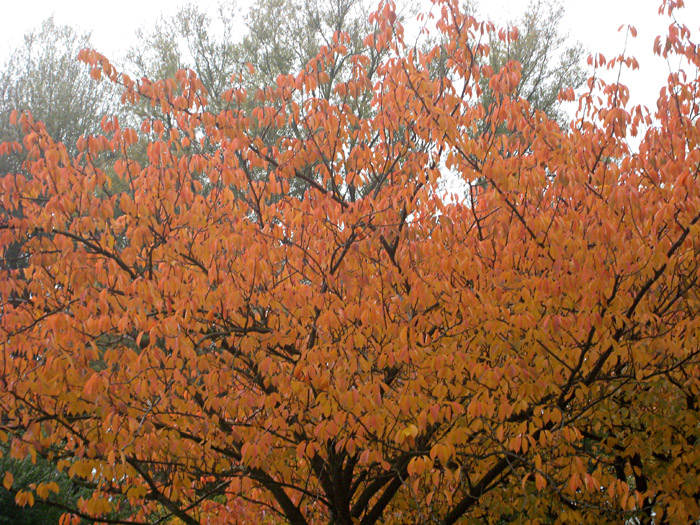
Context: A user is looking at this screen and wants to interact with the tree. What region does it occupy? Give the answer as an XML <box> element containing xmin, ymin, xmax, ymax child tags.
<box><xmin>123</xmin><ymin>0</ymin><xmax>394</xmax><ymax>198</ymax></box>
<box><xmin>481</xmin><ymin>0</ymin><xmax>586</xmax><ymax>126</ymax></box>
<box><xmin>124</xmin><ymin>1</ymin><xmax>240</xmax><ymax>119</ymax></box>
<box><xmin>0</xmin><ymin>17</ymin><xmax>117</xmax><ymax>170</ymax></box>
<box><xmin>124</xmin><ymin>0</ymin><xmax>582</xmax><ymax>202</ymax></box>
<box><xmin>1</xmin><ymin>0</ymin><xmax>700</xmax><ymax>523</ymax></box>
<box><xmin>0</xmin><ymin>18</ymin><xmax>119</xmax><ymax>272</ymax></box>
<box><xmin>125</xmin><ymin>0</ymin><xmax>402</xmax><ymax>107</ymax></box>
<box><xmin>124</xmin><ymin>0</ymin><xmax>425</xmax><ymax>200</ymax></box>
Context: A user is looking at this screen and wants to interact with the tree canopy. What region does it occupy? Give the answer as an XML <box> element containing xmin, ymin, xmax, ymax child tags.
<box><xmin>1</xmin><ymin>0</ymin><xmax>700</xmax><ymax>523</ymax></box>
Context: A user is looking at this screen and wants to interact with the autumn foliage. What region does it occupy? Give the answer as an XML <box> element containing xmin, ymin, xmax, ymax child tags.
<box><xmin>1</xmin><ymin>0</ymin><xmax>700</xmax><ymax>522</ymax></box>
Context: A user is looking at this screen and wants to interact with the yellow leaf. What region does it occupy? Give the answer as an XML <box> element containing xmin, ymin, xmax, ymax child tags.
<box><xmin>16</xmin><ymin>490</ymin><xmax>34</xmax><ymax>507</ymax></box>
<box><xmin>407</xmin><ymin>457</ymin><xmax>425</xmax><ymax>477</ymax></box>
<box><xmin>36</xmin><ymin>483</ymin><xmax>49</xmax><ymax>499</ymax></box>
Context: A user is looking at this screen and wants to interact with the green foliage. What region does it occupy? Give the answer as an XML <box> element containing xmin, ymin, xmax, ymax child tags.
<box><xmin>0</xmin><ymin>446</ymin><xmax>89</xmax><ymax>524</ymax></box>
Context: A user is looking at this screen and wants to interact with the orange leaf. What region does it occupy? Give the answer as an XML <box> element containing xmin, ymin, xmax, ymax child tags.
<box><xmin>3</xmin><ymin>472</ymin><xmax>13</xmax><ymax>490</ymax></box>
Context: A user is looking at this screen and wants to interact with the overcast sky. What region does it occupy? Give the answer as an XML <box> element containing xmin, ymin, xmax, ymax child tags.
<box><xmin>1</xmin><ymin>0</ymin><xmax>699</xmax><ymax>114</ymax></box>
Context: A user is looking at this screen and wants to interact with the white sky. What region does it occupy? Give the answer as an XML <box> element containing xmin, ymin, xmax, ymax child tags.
<box><xmin>1</xmin><ymin>0</ymin><xmax>699</xmax><ymax>114</ymax></box>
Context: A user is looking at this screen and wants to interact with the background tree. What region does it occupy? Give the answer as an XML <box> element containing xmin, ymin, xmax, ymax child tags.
<box><xmin>481</xmin><ymin>0</ymin><xmax>586</xmax><ymax>126</ymax></box>
<box><xmin>123</xmin><ymin>0</ymin><xmax>409</xmax><ymax>199</ymax></box>
<box><xmin>124</xmin><ymin>0</ymin><xmax>401</xmax><ymax>108</ymax></box>
<box><xmin>2</xmin><ymin>1</ymin><xmax>700</xmax><ymax>524</ymax></box>
<box><xmin>0</xmin><ymin>17</ymin><xmax>117</xmax><ymax>172</ymax></box>
<box><xmin>124</xmin><ymin>2</ymin><xmax>240</xmax><ymax>119</ymax></box>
